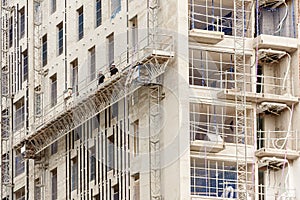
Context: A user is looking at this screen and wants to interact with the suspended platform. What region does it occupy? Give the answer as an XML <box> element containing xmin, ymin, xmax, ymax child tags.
<box><xmin>15</xmin><ymin>35</ymin><xmax>174</xmax><ymax>158</ymax></box>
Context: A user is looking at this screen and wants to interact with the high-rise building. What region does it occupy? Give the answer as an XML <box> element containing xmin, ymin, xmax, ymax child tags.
<box><xmin>1</xmin><ymin>0</ymin><xmax>300</xmax><ymax>199</ymax></box>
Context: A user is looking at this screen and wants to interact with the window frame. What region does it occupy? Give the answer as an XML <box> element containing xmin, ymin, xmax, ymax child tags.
<box><xmin>77</xmin><ymin>6</ymin><xmax>84</xmax><ymax>40</ymax></box>
<box><xmin>96</xmin><ymin>0</ymin><xmax>102</xmax><ymax>27</ymax></box>
<box><xmin>50</xmin><ymin>74</ymin><xmax>57</xmax><ymax>107</ymax></box>
<box><xmin>14</xmin><ymin>98</ymin><xmax>25</xmax><ymax>132</ymax></box>
<box><xmin>42</xmin><ymin>34</ymin><xmax>47</xmax><ymax>66</ymax></box>
<box><xmin>50</xmin><ymin>0</ymin><xmax>56</xmax><ymax>14</ymax></box>
<box><xmin>51</xmin><ymin>168</ymin><xmax>57</xmax><ymax>200</ymax></box>
<box><xmin>89</xmin><ymin>47</ymin><xmax>96</xmax><ymax>81</ymax></box>
<box><xmin>19</xmin><ymin>7</ymin><xmax>25</xmax><ymax>38</ymax></box>
<box><xmin>22</xmin><ymin>49</ymin><xmax>28</xmax><ymax>81</ymax></box>
<box><xmin>57</xmin><ymin>22</ymin><xmax>63</xmax><ymax>55</ymax></box>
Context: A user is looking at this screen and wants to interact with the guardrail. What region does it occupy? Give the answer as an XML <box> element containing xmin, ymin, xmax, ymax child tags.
<box><xmin>13</xmin><ymin>34</ymin><xmax>174</xmax><ymax>148</ymax></box>
<box><xmin>257</xmin><ymin>130</ymin><xmax>299</xmax><ymax>151</ymax></box>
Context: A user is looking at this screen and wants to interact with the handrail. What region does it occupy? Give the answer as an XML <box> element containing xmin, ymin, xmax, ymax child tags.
<box><xmin>13</xmin><ymin>33</ymin><xmax>174</xmax><ymax>148</ymax></box>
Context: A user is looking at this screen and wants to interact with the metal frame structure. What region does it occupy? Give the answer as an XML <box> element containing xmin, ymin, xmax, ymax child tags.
<box><xmin>0</xmin><ymin>2</ymin><xmax>13</xmax><ymax>200</ymax></box>
<box><xmin>233</xmin><ymin>0</ymin><xmax>249</xmax><ymax>199</ymax></box>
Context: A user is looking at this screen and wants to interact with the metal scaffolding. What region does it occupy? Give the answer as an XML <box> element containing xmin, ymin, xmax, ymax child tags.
<box><xmin>233</xmin><ymin>0</ymin><xmax>249</xmax><ymax>199</ymax></box>
<box><xmin>0</xmin><ymin>2</ymin><xmax>13</xmax><ymax>200</ymax></box>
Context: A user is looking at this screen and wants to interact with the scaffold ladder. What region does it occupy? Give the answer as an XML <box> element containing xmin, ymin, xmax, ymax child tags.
<box><xmin>233</xmin><ymin>0</ymin><xmax>248</xmax><ymax>199</ymax></box>
<box><xmin>0</xmin><ymin>2</ymin><xmax>13</xmax><ymax>200</ymax></box>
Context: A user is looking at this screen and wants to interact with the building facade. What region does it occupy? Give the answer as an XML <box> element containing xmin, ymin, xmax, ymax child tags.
<box><xmin>1</xmin><ymin>0</ymin><xmax>300</xmax><ymax>199</ymax></box>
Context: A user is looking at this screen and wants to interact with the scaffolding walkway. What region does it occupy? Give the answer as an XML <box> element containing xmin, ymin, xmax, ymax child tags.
<box><xmin>18</xmin><ymin>35</ymin><xmax>174</xmax><ymax>159</ymax></box>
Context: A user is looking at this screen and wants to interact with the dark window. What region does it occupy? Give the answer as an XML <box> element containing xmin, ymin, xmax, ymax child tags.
<box><xmin>71</xmin><ymin>157</ymin><xmax>78</xmax><ymax>190</ymax></box>
<box><xmin>89</xmin><ymin>147</ymin><xmax>96</xmax><ymax>181</ymax></box>
<box><xmin>15</xmin><ymin>150</ymin><xmax>25</xmax><ymax>176</ymax></box>
<box><xmin>50</xmin><ymin>74</ymin><xmax>57</xmax><ymax>107</ymax></box>
<box><xmin>113</xmin><ymin>185</ymin><xmax>119</xmax><ymax>200</ymax></box>
<box><xmin>107</xmin><ymin>135</ymin><xmax>114</xmax><ymax>171</ymax></box>
<box><xmin>51</xmin><ymin>141</ymin><xmax>58</xmax><ymax>155</ymax></box>
<box><xmin>42</xmin><ymin>35</ymin><xmax>47</xmax><ymax>66</ymax></box>
<box><xmin>15</xmin><ymin>187</ymin><xmax>25</xmax><ymax>200</ymax></box>
<box><xmin>57</xmin><ymin>22</ymin><xmax>63</xmax><ymax>55</ymax></box>
<box><xmin>51</xmin><ymin>0</ymin><xmax>56</xmax><ymax>13</ymax></box>
<box><xmin>51</xmin><ymin>168</ymin><xmax>57</xmax><ymax>200</ymax></box>
<box><xmin>14</xmin><ymin>98</ymin><xmax>25</xmax><ymax>131</ymax></box>
<box><xmin>78</xmin><ymin>7</ymin><xmax>84</xmax><ymax>40</ymax></box>
<box><xmin>89</xmin><ymin>47</ymin><xmax>96</xmax><ymax>80</ymax></box>
<box><xmin>71</xmin><ymin>59</ymin><xmax>78</xmax><ymax>94</ymax></box>
<box><xmin>9</xmin><ymin>16</ymin><xmax>13</xmax><ymax>47</ymax></box>
<box><xmin>96</xmin><ymin>0</ymin><xmax>102</xmax><ymax>27</ymax></box>
<box><xmin>22</xmin><ymin>50</ymin><xmax>28</xmax><ymax>81</ymax></box>
<box><xmin>19</xmin><ymin>7</ymin><xmax>25</xmax><ymax>38</ymax></box>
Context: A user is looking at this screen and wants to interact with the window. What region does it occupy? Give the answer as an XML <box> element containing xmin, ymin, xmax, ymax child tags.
<box><xmin>14</xmin><ymin>98</ymin><xmax>25</xmax><ymax>131</ymax></box>
<box><xmin>107</xmin><ymin>135</ymin><xmax>114</xmax><ymax>171</ymax></box>
<box><xmin>50</xmin><ymin>74</ymin><xmax>57</xmax><ymax>107</ymax></box>
<box><xmin>113</xmin><ymin>184</ymin><xmax>119</xmax><ymax>200</ymax></box>
<box><xmin>78</xmin><ymin>7</ymin><xmax>84</xmax><ymax>40</ymax></box>
<box><xmin>51</xmin><ymin>141</ymin><xmax>58</xmax><ymax>155</ymax></box>
<box><xmin>133</xmin><ymin>120</ymin><xmax>139</xmax><ymax>156</ymax></box>
<box><xmin>51</xmin><ymin>168</ymin><xmax>57</xmax><ymax>200</ymax></box>
<box><xmin>96</xmin><ymin>0</ymin><xmax>102</xmax><ymax>27</ymax></box>
<box><xmin>111</xmin><ymin>102</ymin><xmax>118</xmax><ymax>119</ymax></box>
<box><xmin>9</xmin><ymin>16</ymin><xmax>13</xmax><ymax>47</ymax></box>
<box><xmin>19</xmin><ymin>7</ymin><xmax>25</xmax><ymax>38</ymax></box>
<box><xmin>50</xmin><ymin>0</ymin><xmax>56</xmax><ymax>13</ymax></box>
<box><xmin>15</xmin><ymin>187</ymin><xmax>25</xmax><ymax>200</ymax></box>
<box><xmin>71</xmin><ymin>157</ymin><xmax>78</xmax><ymax>190</ymax></box>
<box><xmin>130</xmin><ymin>16</ymin><xmax>138</xmax><ymax>51</ymax></box>
<box><xmin>133</xmin><ymin>174</ymin><xmax>140</xmax><ymax>200</ymax></box>
<box><xmin>15</xmin><ymin>149</ymin><xmax>25</xmax><ymax>176</ymax></box>
<box><xmin>89</xmin><ymin>47</ymin><xmax>96</xmax><ymax>80</ymax></box>
<box><xmin>189</xmin><ymin>103</ymin><xmax>238</xmax><ymax>144</ymax></box>
<box><xmin>22</xmin><ymin>50</ymin><xmax>28</xmax><ymax>81</ymax></box>
<box><xmin>42</xmin><ymin>34</ymin><xmax>47</xmax><ymax>66</ymax></box>
<box><xmin>89</xmin><ymin>147</ymin><xmax>96</xmax><ymax>181</ymax></box>
<box><xmin>35</xmin><ymin>179</ymin><xmax>41</xmax><ymax>200</ymax></box>
<box><xmin>35</xmin><ymin>87</ymin><xmax>42</xmax><ymax>116</ymax></box>
<box><xmin>111</xmin><ymin>0</ymin><xmax>121</xmax><ymax>19</ymax></box>
<box><xmin>71</xmin><ymin>59</ymin><xmax>78</xmax><ymax>94</ymax></box>
<box><xmin>107</xmin><ymin>34</ymin><xmax>114</xmax><ymax>65</ymax></box>
<box><xmin>191</xmin><ymin>158</ymin><xmax>237</xmax><ymax>198</ymax></box>
<box><xmin>57</xmin><ymin>22</ymin><xmax>63</xmax><ymax>55</ymax></box>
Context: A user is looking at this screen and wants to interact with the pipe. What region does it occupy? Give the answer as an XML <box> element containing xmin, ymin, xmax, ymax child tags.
<box><xmin>274</xmin><ymin>1</ymin><xmax>288</xmax><ymax>34</ymax></box>
<box><xmin>64</xmin><ymin>0</ymin><xmax>67</xmax><ymax>90</ymax></box>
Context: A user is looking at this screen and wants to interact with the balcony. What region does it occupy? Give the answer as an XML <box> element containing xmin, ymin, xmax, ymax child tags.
<box><xmin>256</xmin><ymin>130</ymin><xmax>300</xmax><ymax>160</ymax></box>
